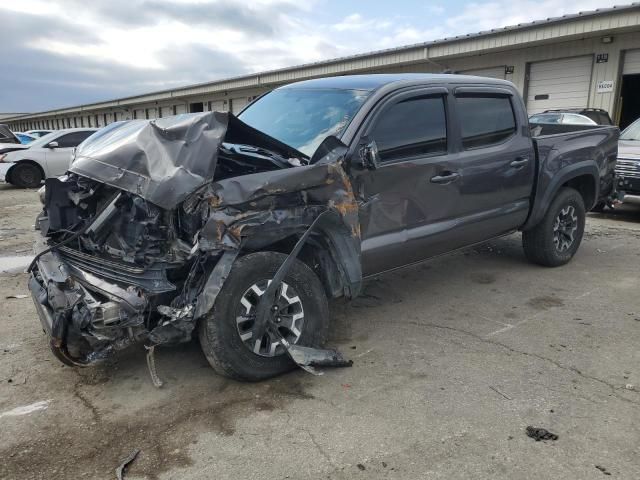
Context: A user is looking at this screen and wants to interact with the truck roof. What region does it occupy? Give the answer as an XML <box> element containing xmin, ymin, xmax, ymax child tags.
<box><xmin>280</xmin><ymin>73</ymin><xmax>513</xmax><ymax>91</ymax></box>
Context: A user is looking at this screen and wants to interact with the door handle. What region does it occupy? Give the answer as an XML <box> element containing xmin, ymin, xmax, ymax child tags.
<box><xmin>510</xmin><ymin>157</ymin><xmax>529</xmax><ymax>168</ymax></box>
<box><xmin>430</xmin><ymin>172</ymin><xmax>460</xmax><ymax>184</ymax></box>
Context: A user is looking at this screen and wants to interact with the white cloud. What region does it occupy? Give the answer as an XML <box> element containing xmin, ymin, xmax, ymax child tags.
<box><xmin>0</xmin><ymin>0</ymin><xmax>628</xmax><ymax>111</ymax></box>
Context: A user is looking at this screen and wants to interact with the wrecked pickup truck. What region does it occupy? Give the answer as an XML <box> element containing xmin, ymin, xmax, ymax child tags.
<box><xmin>28</xmin><ymin>74</ymin><xmax>619</xmax><ymax>381</ymax></box>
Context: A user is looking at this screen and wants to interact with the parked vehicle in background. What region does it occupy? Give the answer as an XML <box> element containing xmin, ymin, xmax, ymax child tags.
<box><xmin>29</xmin><ymin>75</ymin><xmax>619</xmax><ymax>381</ymax></box>
<box><xmin>529</xmin><ymin>112</ymin><xmax>597</xmax><ymax>125</ymax></box>
<box><xmin>0</xmin><ymin>124</ymin><xmax>21</xmax><ymax>144</ymax></box>
<box><xmin>615</xmin><ymin>117</ymin><xmax>640</xmax><ymax>201</ymax></box>
<box><xmin>0</xmin><ymin>128</ymin><xmax>96</xmax><ymax>187</ymax></box>
<box><xmin>541</xmin><ymin>108</ymin><xmax>614</xmax><ymax>126</ymax></box>
<box><xmin>26</xmin><ymin>130</ymin><xmax>53</xmax><ymax>138</ymax></box>
<box><xmin>14</xmin><ymin>132</ymin><xmax>36</xmax><ymax>144</ymax></box>
<box><xmin>0</xmin><ymin>141</ymin><xmax>29</xmax><ymax>155</ymax></box>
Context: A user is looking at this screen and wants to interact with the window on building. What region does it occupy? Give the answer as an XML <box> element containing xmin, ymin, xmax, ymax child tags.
<box><xmin>371</xmin><ymin>96</ymin><xmax>447</xmax><ymax>162</ymax></box>
<box><xmin>457</xmin><ymin>95</ymin><xmax>516</xmax><ymax>149</ymax></box>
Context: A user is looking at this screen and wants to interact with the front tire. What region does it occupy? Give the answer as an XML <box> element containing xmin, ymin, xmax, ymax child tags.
<box><xmin>10</xmin><ymin>163</ymin><xmax>43</xmax><ymax>188</ymax></box>
<box><xmin>522</xmin><ymin>187</ymin><xmax>585</xmax><ymax>267</ymax></box>
<box><xmin>198</xmin><ymin>251</ymin><xmax>329</xmax><ymax>381</ymax></box>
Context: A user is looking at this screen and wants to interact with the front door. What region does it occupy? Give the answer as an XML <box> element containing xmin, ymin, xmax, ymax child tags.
<box><xmin>349</xmin><ymin>88</ymin><xmax>461</xmax><ymax>276</ymax></box>
<box><xmin>44</xmin><ymin>131</ymin><xmax>94</xmax><ymax>177</ymax></box>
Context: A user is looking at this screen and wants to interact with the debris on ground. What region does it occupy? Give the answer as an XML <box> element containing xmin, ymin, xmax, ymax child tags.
<box><xmin>525</xmin><ymin>426</ymin><xmax>558</xmax><ymax>441</ymax></box>
<box><xmin>5</xmin><ymin>294</ymin><xmax>27</xmax><ymax>299</ymax></box>
<box><xmin>115</xmin><ymin>449</ymin><xmax>140</xmax><ymax>480</ymax></box>
<box><xmin>625</xmin><ymin>384</ymin><xmax>635</xmax><ymax>390</ymax></box>
<box><xmin>595</xmin><ymin>465</ymin><xmax>612</xmax><ymax>475</ymax></box>
<box><xmin>357</xmin><ymin>463</ymin><xmax>366</xmax><ymax>471</ymax></box>
<box><xmin>279</xmin><ymin>337</ymin><xmax>352</xmax><ymax>375</ymax></box>
<box><xmin>145</xmin><ymin>346</ymin><xmax>163</xmax><ymax>388</ymax></box>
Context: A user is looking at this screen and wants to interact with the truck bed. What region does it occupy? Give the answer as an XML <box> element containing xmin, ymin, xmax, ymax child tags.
<box><xmin>524</xmin><ymin>125</ymin><xmax>619</xmax><ymax>229</ymax></box>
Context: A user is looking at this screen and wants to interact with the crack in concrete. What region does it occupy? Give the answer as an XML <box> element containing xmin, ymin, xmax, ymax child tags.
<box><xmin>304</xmin><ymin>428</ymin><xmax>336</xmax><ymax>468</ymax></box>
<box><xmin>72</xmin><ymin>376</ymin><xmax>100</xmax><ymax>423</ymax></box>
<box><xmin>403</xmin><ymin>320</ymin><xmax>640</xmax><ymax>407</ymax></box>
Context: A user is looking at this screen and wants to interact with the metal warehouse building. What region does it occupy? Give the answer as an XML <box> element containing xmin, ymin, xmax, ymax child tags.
<box><xmin>6</xmin><ymin>3</ymin><xmax>640</xmax><ymax>130</ymax></box>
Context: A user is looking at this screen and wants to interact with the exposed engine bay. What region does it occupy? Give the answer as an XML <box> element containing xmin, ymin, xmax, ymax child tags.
<box><xmin>28</xmin><ymin>112</ymin><xmax>361</xmax><ymax>377</ymax></box>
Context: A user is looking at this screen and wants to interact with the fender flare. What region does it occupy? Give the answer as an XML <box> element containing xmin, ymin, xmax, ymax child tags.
<box><xmin>522</xmin><ymin>162</ymin><xmax>599</xmax><ymax>231</ymax></box>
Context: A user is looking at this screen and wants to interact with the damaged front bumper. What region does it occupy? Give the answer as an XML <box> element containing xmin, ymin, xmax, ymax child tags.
<box><xmin>28</xmin><ymin>237</ymin><xmax>148</xmax><ymax>366</ymax></box>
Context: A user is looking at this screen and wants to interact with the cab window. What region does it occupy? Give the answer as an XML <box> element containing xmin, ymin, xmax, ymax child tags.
<box><xmin>457</xmin><ymin>96</ymin><xmax>516</xmax><ymax>149</ymax></box>
<box><xmin>371</xmin><ymin>96</ymin><xmax>447</xmax><ymax>162</ymax></box>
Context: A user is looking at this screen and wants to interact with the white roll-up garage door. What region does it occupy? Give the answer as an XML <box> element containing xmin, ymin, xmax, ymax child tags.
<box><xmin>231</xmin><ymin>97</ymin><xmax>249</xmax><ymax>114</ymax></box>
<box><xmin>460</xmin><ymin>66</ymin><xmax>505</xmax><ymax>79</ymax></box>
<box><xmin>526</xmin><ymin>56</ymin><xmax>593</xmax><ymax>114</ymax></box>
<box><xmin>160</xmin><ymin>106</ymin><xmax>173</xmax><ymax>118</ymax></box>
<box><xmin>208</xmin><ymin>100</ymin><xmax>226</xmax><ymax>112</ymax></box>
<box><xmin>623</xmin><ymin>49</ymin><xmax>640</xmax><ymax>75</ymax></box>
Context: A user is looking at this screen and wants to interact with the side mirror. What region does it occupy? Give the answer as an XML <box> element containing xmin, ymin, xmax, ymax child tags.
<box><xmin>47</xmin><ymin>141</ymin><xmax>59</xmax><ymax>149</ymax></box>
<box><xmin>359</xmin><ymin>140</ymin><xmax>380</xmax><ymax>170</ymax></box>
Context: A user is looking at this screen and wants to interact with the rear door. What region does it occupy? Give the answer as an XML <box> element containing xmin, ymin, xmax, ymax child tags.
<box><xmin>44</xmin><ymin>131</ymin><xmax>94</xmax><ymax>177</ymax></box>
<box><xmin>449</xmin><ymin>88</ymin><xmax>536</xmax><ymax>241</ymax></box>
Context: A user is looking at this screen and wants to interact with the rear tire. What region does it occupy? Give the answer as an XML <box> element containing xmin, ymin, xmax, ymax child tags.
<box><xmin>10</xmin><ymin>163</ymin><xmax>43</xmax><ymax>188</ymax></box>
<box><xmin>522</xmin><ymin>187</ymin><xmax>585</xmax><ymax>267</ymax></box>
<box><xmin>198</xmin><ymin>251</ymin><xmax>329</xmax><ymax>381</ymax></box>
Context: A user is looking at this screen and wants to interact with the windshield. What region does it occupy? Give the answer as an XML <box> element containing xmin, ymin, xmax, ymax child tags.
<box><xmin>621</xmin><ymin>119</ymin><xmax>640</xmax><ymax>141</ymax></box>
<box><xmin>238</xmin><ymin>88</ymin><xmax>370</xmax><ymax>156</ymax></box>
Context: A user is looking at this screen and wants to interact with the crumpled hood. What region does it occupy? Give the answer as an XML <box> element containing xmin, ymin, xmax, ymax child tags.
<box><xmin>69</xmin><ymin>111</ymin><xmax>305</xmax><ymax>210</ymax></box>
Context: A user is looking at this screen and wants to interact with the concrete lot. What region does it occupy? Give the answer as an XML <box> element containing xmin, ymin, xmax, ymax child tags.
<box><xmin>0</xmin><ymin>183</ymin><xmax>638</xmax><ymax>480</ymax></box>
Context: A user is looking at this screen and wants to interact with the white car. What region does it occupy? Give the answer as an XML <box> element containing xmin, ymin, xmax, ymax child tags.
<box><xmin>0</xmin><ymin>141</ymin><xmax>29</xmax><ymax>155</ymax></box>
<box><xmin>0</xmin><ymin>128</ymin><xmax>96</xmax><ymax>188</ymax></box>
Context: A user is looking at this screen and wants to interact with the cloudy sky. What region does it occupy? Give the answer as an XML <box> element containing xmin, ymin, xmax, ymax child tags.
<box><xmin>0</xmin><ymin>0</ymin><xmax>627</xmax><ymax>113</ymax></box>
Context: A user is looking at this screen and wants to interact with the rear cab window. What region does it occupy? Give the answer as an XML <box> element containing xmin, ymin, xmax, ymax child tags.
<box><xmin>456</xmin><ymin>95</ymin><xmax>517</xmax><ymax>149</ymax></box>
<box><xmin>371</xmin><ymin>95</ymin><xmax>447</xmax><ymax>162</ymax></box>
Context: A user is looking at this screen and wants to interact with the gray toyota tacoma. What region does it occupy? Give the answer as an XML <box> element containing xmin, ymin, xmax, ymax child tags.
<box><xmin>28</xmin><ymin>74</ymin><xmax>619</xmax><ymax>381</ymax></box>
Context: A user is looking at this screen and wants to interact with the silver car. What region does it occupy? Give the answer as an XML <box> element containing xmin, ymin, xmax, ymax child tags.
<box><xmin>615</xmin><ymin>118</ymin><xmax>640</xmax><ymax>201</ymax></box>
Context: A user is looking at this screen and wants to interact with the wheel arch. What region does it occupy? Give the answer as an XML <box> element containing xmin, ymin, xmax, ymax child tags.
<box><xmin>194</xmin><ymin>210</ymin><xmax>363</xmax><ymax>320</ymax></box>
<box><xmin>523</xmin><ymin>163</ymin><xmax>598</xmax><ymax>231</ymax></box>
<box><xmin>6</xmin><ymin>160</ymin><xmax>46</xmax><ymax>185</ymax></box>
<box><xmin>243</xmin><ymin>215</ymin><xmax>363</xmax><ymax>300</ymax></box>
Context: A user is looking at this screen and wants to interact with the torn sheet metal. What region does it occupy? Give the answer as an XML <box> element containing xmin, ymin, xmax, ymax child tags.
<box><xmin>279</xmin><ymin>336</ymin><xmax>353</xmax><ymax>375</ymax></box>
